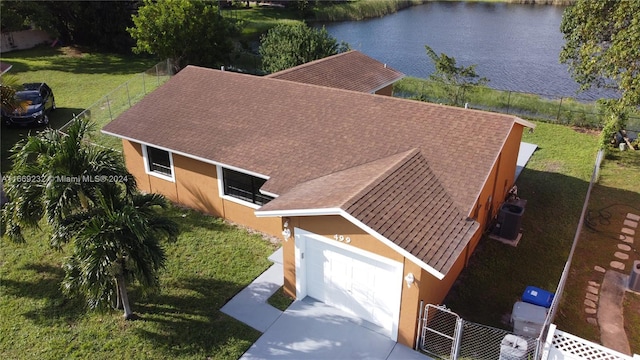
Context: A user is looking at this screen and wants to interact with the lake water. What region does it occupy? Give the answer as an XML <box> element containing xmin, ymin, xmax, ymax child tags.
<box><xmin>319</xmin><ymin>2</ymin><xmax>613</xmax><ymax>100</ymax></box>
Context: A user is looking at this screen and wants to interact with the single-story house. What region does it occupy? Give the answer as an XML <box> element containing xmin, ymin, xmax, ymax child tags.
<box><xmin>102</xmin><ymin>53</ymin><xmax>534</xmax><ymax>348</ymax></box>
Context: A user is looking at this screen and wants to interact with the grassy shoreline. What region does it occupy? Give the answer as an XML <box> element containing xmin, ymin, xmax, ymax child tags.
<box><xmin>310</xmin><ymin>0</ymin><xmax>575</xmax><ymax>22</ymax></box>
<box><xmin>394</xmin><ymin>76</ymin><xmax>640</xmax><ymax>130</ymax></box>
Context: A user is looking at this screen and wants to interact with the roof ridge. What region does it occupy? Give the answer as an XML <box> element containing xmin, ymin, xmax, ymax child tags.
<box><xmin>274</xmin><ymin>148</ymin><xmax>419</xmax><ymax>205</ymax></box>
<box><xmin>343</xmin><ymin>149</ymin><xmax>463</xmax><ymax>215</ymax></box>
<box><xmin>340</xmin><ymin>148</ymin><xmax>426</xmax><ymax>210</ymax></box>
<box><xmin>265</xmin><ymin>50</ymin><xmax>357</xmax><ymax>78</ymax></box>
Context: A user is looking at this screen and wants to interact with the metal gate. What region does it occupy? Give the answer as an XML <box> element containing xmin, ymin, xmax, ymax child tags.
<box><xmin>420</xmin><ymin>304</ymin><xmax>462</xmax><ymax>360</ymax></box>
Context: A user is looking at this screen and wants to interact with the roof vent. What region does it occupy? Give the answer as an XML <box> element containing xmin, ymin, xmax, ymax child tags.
<box><xmin>384</xmin><ymin>63</ymin><xmax>387</xmax><ymax>68</ymax></box>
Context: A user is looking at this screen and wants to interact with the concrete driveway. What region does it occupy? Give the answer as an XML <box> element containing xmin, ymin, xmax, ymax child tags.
<box><xmin>240</xmin><ymin>297</ymin><xmax>433</xmax><ymax>360</ymax></box>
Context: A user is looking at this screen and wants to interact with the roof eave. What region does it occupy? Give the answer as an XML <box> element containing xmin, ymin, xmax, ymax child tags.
<box><xmin>370</xmin><ymin>74</ymin><xmax>406</xmax><ymax>94</ymax></box>
<box><xmin>515</xmin><ymin>117</ymin><xmax>536</xmax><ymax>129</ymax></box>
<box><xmin>100</xmin><ymin>129</ymin><xmax>273</xmax><ymax>180</ymax></box>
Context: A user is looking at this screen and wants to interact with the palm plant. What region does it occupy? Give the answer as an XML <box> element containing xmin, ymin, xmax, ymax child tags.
<box><xmin>58</xmin><ymin>185</ymin><xmax>179</xmax><ymax>319</ymax></box>
<box><xmin>2</xmin><ymin>118</ymin><xmax>136</xmax><ymax>245</ymax></box>
<box><xmin>0</xmin><ymin>74</ymin><xmax>28</xmax><ymax>114</ymax></box>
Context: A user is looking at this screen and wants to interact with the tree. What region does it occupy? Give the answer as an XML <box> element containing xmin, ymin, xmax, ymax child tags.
<box><xmin>424</xmin><ymin>45</ymin><xmax>488</xmax><ymax>107</ymax></box>
<box><xmin>560</xmin><ymin>0</ymin><xmax>639</xmax><ymax>148</ymax></box>
<box><xmin>259</xmin><ymin>23</ymin><xmax>350</xmax><ymax>74</ymax></box>
<box><xmin>1</xmin><ymin>1</ymin><xmax>138</xmax><ymax>53</ymax></box>
<box><xmin>58</xmin><ymin>186</ymin><xmax>178</xmax><ymax>319</ymax></box>
<box><xmin>2</xmin><ymin>118</ymin><xmax>136</xmax><ymax>245</ymax></box>
<box><xmin>560</xmin><ymin>0</ymin><xmax>640</xmax><ymax>108</ymax></box>
<box><xmin>128</xmin><ymin>0</ymin><xmax>238</xmax><ymax>72</ymax></box>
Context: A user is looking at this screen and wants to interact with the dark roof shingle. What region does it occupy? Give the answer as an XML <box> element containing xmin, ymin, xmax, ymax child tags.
<box><xmin>267</xmin><ymin>50</ymin><xmax>404</xmax><ymax>93</ymax></box>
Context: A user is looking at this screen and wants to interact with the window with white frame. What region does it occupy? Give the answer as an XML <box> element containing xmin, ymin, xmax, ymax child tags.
<box><xmin>145</xmin><ymin>145</ymin><xmax>173</xmax><ymax>178</ymax></box>
<box><xmin>222</xmin><ymin>168</ymin><xmax>273</xmax><ymax>206</ymax></box>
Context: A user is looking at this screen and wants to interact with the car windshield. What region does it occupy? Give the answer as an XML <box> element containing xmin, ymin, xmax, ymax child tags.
<box><xmin>16</xmin><ymin>91</ymin><xmax>42</xmax><ymax>105</ymax></box>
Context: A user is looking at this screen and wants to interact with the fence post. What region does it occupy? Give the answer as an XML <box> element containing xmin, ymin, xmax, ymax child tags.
<box><xmin>155</xmin><ymin>64</ymin><xmax>160</xmax><ymax>86</ymax></box>
<box><xmin>126</xmin><ymin>82</ymin><xmax>131</xmax><ymax>107</ymax></box>
<box><xmin>415</xmin><ymin>300</ymin><xmax>424</xmax><ymax>351</ymax></box>
<box><xmin>142</xmin><ymin>72</ymin><xmax>146</xmax><ymax>94</ymax></box>
<box><xmin>453</xmin><ymin>317</ymin><xmax>463</xmax><ymax>359</ymax></box>
<box><xmin>556</xmin><ymin>97</ymin><xmax>563</xmax><ymax>122</ymax></box>
<box><xmin>506</xmin><ymin>91</ymin><xmax>512</xmax><ymax>114</ymax></box>
<box><xmin>106</xmin><ymin>95</ymin><xmax>112</xmax><ymax>122</ymax></box>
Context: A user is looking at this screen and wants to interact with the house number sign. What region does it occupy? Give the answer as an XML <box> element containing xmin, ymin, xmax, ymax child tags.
<box><xmin>334</xmin><ymin>234</ymin><xmax>351</xmax><ymax>244</ymax></box>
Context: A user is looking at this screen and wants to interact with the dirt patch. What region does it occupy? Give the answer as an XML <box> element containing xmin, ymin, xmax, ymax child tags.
<box><xmin>541</xmin><ymin>160</ymin><xmax>564</xmax><ymax>173</ymax></box>
<box><xmin>60</xmin><ymin>46</ymin><xmax>85</xmax><ymax>58</ymax></box>
<box><xmin>571</xmin><ymin>126</ymin><xmax>600</xmax><ymax>136</ymax></box>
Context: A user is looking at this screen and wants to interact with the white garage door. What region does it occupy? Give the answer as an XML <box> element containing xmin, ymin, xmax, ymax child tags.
<box><xmin>295</xmin><ymin>229</ymin><xmax>403</xmax><ymax>339</ymax></box>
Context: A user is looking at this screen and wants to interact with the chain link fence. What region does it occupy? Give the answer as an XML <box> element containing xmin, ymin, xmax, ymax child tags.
<box><xmin>394</xmin><ymin>80</ymin><xmax>640</xmax><ymax>132</ymax></box>
<box><xmin>419</xmin><ymin>304</ymin><xmax>539</xmax><ymax>360</ymax></box>
<box><xmin>60</xmin><ymin>59</ymin><xmax>173</xmax><ymax>150</ymax></box>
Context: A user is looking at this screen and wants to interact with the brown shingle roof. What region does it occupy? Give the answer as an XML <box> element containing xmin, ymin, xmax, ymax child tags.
<box><xmin>0</xmin><ymin>61</ymin><xmax>13</xmax><ymax>75</ymax></box>
<box><xmin>258</xmin><ymin>149</ymin><xmax>419</xmax><ymax>212</ymax></box>
<box><xmin>259</xmin><ymin>149</ymin><xmax>478</xmax><ymax>277</ymax></box>
<box><xmin>103</xmin><ymin>65</ymin><xmax>526</xmax><ymax>275</ymax></box>
<box><xmin>266</xmin><ymin>50</ymin><xmax>404</xmax><ymax>93</ymax></box>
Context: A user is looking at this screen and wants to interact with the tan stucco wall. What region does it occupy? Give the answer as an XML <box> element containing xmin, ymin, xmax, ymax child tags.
<box><xmin>221</xmin><ymin>199</ymin><xmax>282</xmax><ymax>237</ymax></box>
<box><xmin>374</xmin><ymin>84</ymin><xmax>394</xmax><ymax>96</ymax></box>
<box><xmin>122</xmin><ymin>140</ymin><xmax>150</xmax><ymax>192</ymax></box>
<box><xmin>173</xmin><ymin>154</ymin><xmax>221</xmax><ymax>215</ymax></box>
<box><xmin>120</xmin><ymin>139</ymin><xmax>282</xmax><ymax>238</ymax></box>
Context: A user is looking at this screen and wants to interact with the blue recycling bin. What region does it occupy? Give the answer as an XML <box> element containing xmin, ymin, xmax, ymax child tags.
<box><xmin>522</xmin><ymin>286</ymin><xmax>554</xmax><ymax>308</ymax></box>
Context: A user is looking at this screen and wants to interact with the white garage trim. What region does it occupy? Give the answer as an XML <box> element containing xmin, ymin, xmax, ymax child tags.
<box><xmin>294</xmin><ymin>228</ymin><xmax>403</xmax><ymax>341</ymax></box>
<box><xmin>255</xmin><ymin>208</ymin><xmax>446</xmax><ymax>280</ymax></box>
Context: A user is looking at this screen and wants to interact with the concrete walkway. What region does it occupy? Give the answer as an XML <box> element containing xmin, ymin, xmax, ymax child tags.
<box><xmin>222</xmin><ymin>247</ymin><xmax>432</xmax><ymax>360</ymax></box>
<box><xmin>241</xmin><ymin>298</ymin><xmax>432</xmax><ymax>360</ymax></box>
<box><xmin>589</xmin><ymin>212</ymin><xmax>638</xmax><ymax>356</ymax></box>
<box><xmin>599</xmin><ymin>270</ymin><xmax>632</xmax><ymax>355</ymax></box>
<box><xmin>220</xmin><ymin>248</ymin><xmax>284</xmax><ymax>332</ymax></box>
<box><xmin>515</xmin><ymin>142</ymin><xmax>537</xmax><ymax>180</ymax></box>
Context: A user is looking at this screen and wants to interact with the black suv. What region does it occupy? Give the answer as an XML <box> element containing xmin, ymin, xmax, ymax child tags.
<box><xmin>2</xmin><ymin>83</ymin><xmax>55</xmax><ymax>126</ymax></box>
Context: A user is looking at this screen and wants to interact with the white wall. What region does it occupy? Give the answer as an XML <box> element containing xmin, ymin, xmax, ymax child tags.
<box><xmin>1</xmin><ymin>30</ymin><xmax>52</xmax><ymax>53</ymax></box>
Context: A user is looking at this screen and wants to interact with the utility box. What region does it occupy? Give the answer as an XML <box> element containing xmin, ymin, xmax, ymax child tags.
<box><xmin>522</xmin><ymin>286</ymin><xmax>554</xmax><ymax>308</ymax></box>
<box><xmin>499</xmin><ymin>204</ymin><xmax>524</xmax><ymax>240</ymax></box>
<box><xmin>499</xmin><ymin>334</ymin><xmax>528</xmax><ymax>360</ymax></box>
<box><xmin>629</xmin><ymin>260</ymin><xmax>640</xmax><ymax>292</ymax></box>
<box><xmin>511</xmin><ymin>301</ymin><xmax>547</xmax><ymax>337</ymax></box>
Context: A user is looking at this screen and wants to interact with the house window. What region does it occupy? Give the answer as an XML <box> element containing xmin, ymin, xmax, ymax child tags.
<box><xmin>145</xmin><ymin>145</ymin><xmax>173</xmax><ymax>178</ymax></box>
<box><xmin>222</xmin><ymin>168</ymin><xmax>273</xmax><ymax>206</ymax></box>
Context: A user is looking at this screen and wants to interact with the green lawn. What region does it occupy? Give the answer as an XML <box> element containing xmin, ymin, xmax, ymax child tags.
<box><xmin>554</xmin><ymin>148</ymin><xmax>640</xmax><ymax>345</ymax></box>
<box><xmin>0</xmin><ymin>207</ymin><xmax>279</xmax><ymax>359</ymax></box>
<box><xmin>222</xmin><ymin>5</ymin><xmax>301</xmax><ymax>40</ymax></box>
<box><xmin>1</xmin><ymin>46</ymin><xmax>165</xmax><ymax>173</ymax></box>
<box><xmin>394</xmin><ymin>77</ymin><xmax>622</xmax><ymax>129</ymax></box>
<box><xmin>445</xmin><ymin>122</ymin><xmax>600</xmax><ymax>328</ymax></box>
<box><xmin>267</xmin><ymin>286</ymin><xmax>294</xmax><ymax>312</ymax></box>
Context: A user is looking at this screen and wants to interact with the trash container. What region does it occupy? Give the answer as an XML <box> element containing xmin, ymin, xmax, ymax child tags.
<box><xmin>522</xmin><ymin>286</ymin><xmax>554</xmax><ymax>308</ymax></box>
<box><xmin>499</xmin><ymin>334</ymin><xmax>528</xmax><ymax>360</ymax></box>
<box><xmin>629</xmin><ymin>260</ymin><xmax>640</xmax><ymax>292</ymax></box>
<box><xmin>511</xmin><ymin>301</ymin><xmax>547</xmax><ymax>337</ymax></box>
<box><xmin>499</xmin><ymin>203</ymin><xmax>524</xmax><ymax>240</ymax></box>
